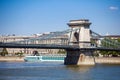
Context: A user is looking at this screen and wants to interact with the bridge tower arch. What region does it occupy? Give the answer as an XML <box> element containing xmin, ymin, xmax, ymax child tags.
<box><xmin>64</xmin><ymin>19</ymin><xmax>95</xmax><ymax>65</ymax></box>
<box><xmin>68</xmin><ymin>19</ymin><xmax>91</xmax><ymax>48</ymax></box>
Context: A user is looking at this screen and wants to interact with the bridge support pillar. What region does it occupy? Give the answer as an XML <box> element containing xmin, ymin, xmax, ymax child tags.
<box><xmin>64</xmin><ymin>50</ymin><xmax>95</xmax><ymax>65</ymax></box>
<box><xmin>65</xmin><ymin>19</ymin><xmax>95</xmax><ymax>65</ymax></box>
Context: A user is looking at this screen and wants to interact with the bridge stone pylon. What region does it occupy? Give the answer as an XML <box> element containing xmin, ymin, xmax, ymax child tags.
<box><xmin>64</xmin><ymin>19</ymin><xmax>95</xmax><ymax>65</ymax></box>
<box><xmin>68</xmin><ymin>19</ymin><xmax>91</xmax><ymax>48</ymax></box>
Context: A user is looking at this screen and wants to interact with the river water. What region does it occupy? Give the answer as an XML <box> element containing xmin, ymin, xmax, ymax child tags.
<box><xmin>0</xmin><ymin>62</ymin><xmax>120</xmax><ymax>80</ymax></box>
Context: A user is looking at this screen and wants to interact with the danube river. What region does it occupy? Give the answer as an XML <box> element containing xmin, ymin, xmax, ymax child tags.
<box><xmin>0</xmin><ymin>62</ymin><xmax>120</xmax><ymax>80</ymax></box>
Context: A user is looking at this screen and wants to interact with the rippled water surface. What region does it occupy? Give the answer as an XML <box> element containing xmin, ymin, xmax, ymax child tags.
<box><xmin>0</xmin><ymin>62</ymin><xmax>120</xmax><ymax>80</ymax></box>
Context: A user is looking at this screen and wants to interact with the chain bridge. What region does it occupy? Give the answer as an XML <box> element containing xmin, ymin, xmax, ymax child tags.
<box><xmin>0</xmin><ymin>19</ymin><xmax>120</xmax><ymax>65</ymax></box>
<box><xmin>0</xmin><ymin>29</ymin><xmax>120</xmax><ymax>51</ymax></box>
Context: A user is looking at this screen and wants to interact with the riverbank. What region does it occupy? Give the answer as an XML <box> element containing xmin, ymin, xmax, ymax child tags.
<box><xmin>0</xmin><ymin>56</ymin><xmax>120</xmax><ymax>64</ymax></box>
<box><xmin>0</xmin><ymin>56</ymin><xmax>24</xmax><ymax>62</ymax></box>
<box><xmin>95</xmin><ymin>57</ymin><xmax>120</xmax><ymax>64</ymax></box>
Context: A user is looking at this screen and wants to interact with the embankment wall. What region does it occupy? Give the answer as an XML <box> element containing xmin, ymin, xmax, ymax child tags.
<box><xmin>0</xmin><ymin>56</ymin><xmax>24</xmax><ymax>62</ymax></box>
<box><xmin>95</xmin><ymin>57</ymin><xmax>120</xmax><ymax>64</ymax></box>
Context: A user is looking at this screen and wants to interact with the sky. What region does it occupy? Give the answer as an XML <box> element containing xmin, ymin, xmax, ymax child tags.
<box><xmin>0</xmin><ymin>0</ymin><xmax>120</xmax><ymax>36</ymax></box>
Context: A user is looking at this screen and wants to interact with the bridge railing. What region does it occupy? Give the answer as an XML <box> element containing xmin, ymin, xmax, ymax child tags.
<box><xmin>100</xmin><ymin>38</ymin><xmax>120</xmax><ymax>48</ymax></box>
<box><xmin>91</xmin><ymin>30</ymin><xmax>120</xmax><ymax>49</ymax></box>
<box><xmin>0</xmin><ymin>29</ymin><xmax>71</xmax><ymax>46</ymax></box>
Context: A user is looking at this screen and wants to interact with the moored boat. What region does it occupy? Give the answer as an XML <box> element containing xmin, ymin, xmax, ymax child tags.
<box><xmin>24</xmin><ymin>55</ymin><xmax>65</xmax><ymax>62</ymax></box>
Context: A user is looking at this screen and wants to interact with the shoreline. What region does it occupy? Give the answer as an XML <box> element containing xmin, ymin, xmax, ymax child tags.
<box><xmin>0</xmin><ymin>56</ymin><xmax>24</xmax><ymax>62</ymax></box>
<box><xmin>0</xmin><ymin>56</ymin><xmax>120</xmax><ymax>64</ymax></box>
<box><xmin>95</xmin><ymin>57</ymin><xmax>120</xmax><ymax>64</ymax></box>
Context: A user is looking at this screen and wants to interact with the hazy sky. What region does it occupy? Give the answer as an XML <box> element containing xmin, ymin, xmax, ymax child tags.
<box><xmin>0</xmin><ymin>0</ymin><xmax>120</xmax><ymax>35</ymax></box>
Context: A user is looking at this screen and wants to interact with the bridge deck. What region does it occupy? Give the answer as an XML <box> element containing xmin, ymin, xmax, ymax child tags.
<box><xmin>0</xmin><ymin>43</ymin><xmax>120</xmax><ymax>51</ymax></box>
